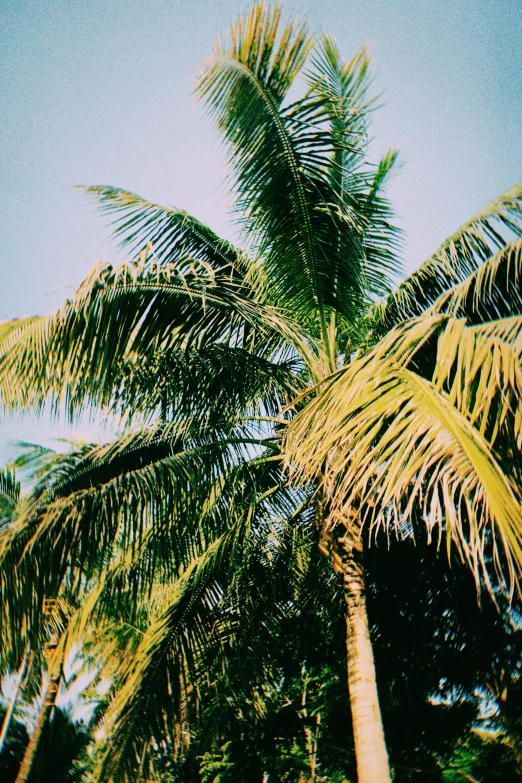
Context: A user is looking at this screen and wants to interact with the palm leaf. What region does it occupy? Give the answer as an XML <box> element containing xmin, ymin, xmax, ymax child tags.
<box><xmin>80</xmin><ymin>185</ymin><xmax>251</xmax><ymax>278</ymax></box>
<box><xmin>307</xmin><ymin>39</ymin><xmax>402</xmax><ymax>302</ymax></box>
<box><xmin>196</xmin><ymin>3</ymin><xmax>373</xmax><ymax>341</ymax></box>
<box><xmin>430</xmin><ymin>238</ymin><xmax>522</xmax><ymax>323</ymax></box>
<box><xmin>89</xmin><ymin>470</ymin><xmax>315</xmax><ymax>782</ymax></box>
<box><xmin>285</xmin><ymin>316</ymin><xmax>522</xmax><ymax>593</ymax></box>
<box><xmin>0</xmin><ymin>428</ymin><xmax>239</xmax><ymax>618</ymax></box>
<box><xmin>382</xmin><ymin>183</ymin><xmax>522</xmax><ymax>325</ymax></box>
<box><xmin>0</xmin><ymin>254</ymin><xmax>308</xmax><ymax>416</ymax></box>
<box><xmin>91</xmin><ymin>537</ymin><xmax>233</xmax><ymax>783</ymax></box>
<box><xmin>0</xmin><ymin>465</ymin><xmax>21</xmax><ymax>523</ymax></box>
<box><xmin>115</xmin><ymin>342</ymin><xmax>301</xmax><ymax>424</ymax></box>
<box><xmin>0</xmin><ymin>424</ymin><xmax>285</xmax><ymax>662</ymax></box>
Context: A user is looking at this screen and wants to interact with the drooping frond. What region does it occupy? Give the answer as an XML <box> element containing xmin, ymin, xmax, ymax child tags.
<box><xmin>115</xmin><ymin>342</ymin><xmax>301</xmax><ymax>424</ymax></box>
<box><xmin>4</xmin><ymin>433</ymin><xmax>234</xmax><ymax>582</ymax></box>
<box><xmin>91</xmin><ymin>533</ymin><xmax>239</xmax><ymax>783</ymax></box>
<box><xmin>430</xmin><ymin>238</ymin><xmax>522</xmax><ymax>323</ymax></box>
<box><xmin>432</xmin><ymin>317</ymin><xmax>522</xmax><ymax>448</ymax></box>
<box><xmin>382</xmin><ymin>183</ymin><xmax>522</xmax><ymax>325</ymax></box>
<box><xmin>0</xmin><ymin>252</ymin><xmax>308</xmax><ymax>417</ymax></box>
<box><xmin>87</xmin><ymin>469</ymin><xmax>317</xmax><ymax>783</ymax></box>
<box><xmin>79</xmin><ymin>185</ymin><xmax>252</xmax><ymax>279</ymax></box>
<box><xmin>0</xmin><ymin>422</ymin><xmax>285</xmax><ymax>661</ymax></box>
<box><xmin>285</xmin><ymin>315</ymin><xmax>522</xmax><ymax>593</ymax></box>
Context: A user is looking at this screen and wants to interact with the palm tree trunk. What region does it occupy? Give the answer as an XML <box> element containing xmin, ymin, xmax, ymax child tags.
<box><xmin>0</xmin><ymin>650</ymin><xmax>31</xmax><ymax>753</ymax></box>
<box><xmin>14</xmin><ymin>658</ymin><xmax>62</xmax><ymax>783</ymax></box>
<box><xmin>334</xmin><ymin>529</ymin><xmax>391</xmax><ymax>783</ymax></box>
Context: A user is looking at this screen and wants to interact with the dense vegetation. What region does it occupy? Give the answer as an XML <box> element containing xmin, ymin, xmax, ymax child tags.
<box><xmin>0</xmin><ymin>4</ymin><xmax>521</xmax><ymax>781</ymax></box>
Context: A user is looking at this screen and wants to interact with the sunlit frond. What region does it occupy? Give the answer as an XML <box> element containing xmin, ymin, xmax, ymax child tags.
<box><xmin>430</xmin><ymin>238</ymin><xmax>522</xmax><ymax>323</ymax></box>
<box><xmin>382</xmin><ymin>183</ymin><xmax>522</xmax><ymax>325</ymax></box>
<box><xmin>285</xmin><ymin>316</ymin><xmax>522</xmax><ymax>593</ymax></box>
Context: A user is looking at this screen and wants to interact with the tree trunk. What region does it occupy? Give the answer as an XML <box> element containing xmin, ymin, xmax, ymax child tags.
<box><xmin>334</xmin><ymin>530</ymin><xmax>391</xmax><ymax>783</ymax></box>
<box><xmin>14</xmin><ymin>661</ymin><xmax>62</xmax><ymax>783</ymax></box>
<box><xmin>0</xmin><ymin>650</ymin><xmax>31</xmax><ymax>754</ymax></box>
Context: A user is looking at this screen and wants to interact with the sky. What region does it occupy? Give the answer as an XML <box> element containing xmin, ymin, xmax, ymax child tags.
<box><xmin>1</xmin><ymin>0</ymin><xmax>521</xmax><ymax>460</ymax></box>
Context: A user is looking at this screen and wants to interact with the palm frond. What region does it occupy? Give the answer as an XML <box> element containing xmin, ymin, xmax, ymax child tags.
<box><xmin>196</xmin><ymin>3</ymin><xmax>317</xmax><ymax>315</ymax></box>
<box><xmin>285</xmin><ymin>315</ymin><xmax>522</xmax><ymax>593</ymax></box>
<box><xmin>0</xmin><ymin>423</ymin><xmax>285</xmax><ymax>662</ymax></box>
<box><xmin>430</xmin><ymin>238</ymin><xmax>522</xmax><ymax>323</ymax></box>
<box><xmin>0</xmin><ymin>464</ymin><xmax>21</xmax><ymax>523</ymax></box>
<box><xmin>307</xmin><ymin>38</ymin><xmax>373</xmax><ymax>172</ymax></box>
<box><xmin>382</xmin><ymin>183</ymin><xmax>522</xmax><ymax>325</ymax></box>
<box><xmin>0</xmin><ymin>317</ymin><xmax>39</xmax><ymax>346</ymax></box>
<box><xmin>0</xmin><ymin>427</ymin><xmax>240</xmax><ymax>627</ymax></box>
<box><xmin>79</xmin><ymin>185</ymin><xmax>251</xmax><ymax>278</ymax></box>
<box><xmin>307</xmin><ymin>40</ymin><xmax>402</xmax><ymax>303</ymax></box>
<box><xmin>90</xmin><ymin>514</ymin><xmax>248</xmax><ymax>783</ymax></box>
<box><xmin>0</xmin><ymin>253</ymin><xmax>309</xmax><ymax>416</ymax></box>
<box><xmin>88</xmin><ymin>472</ymin><xmax>317</xmax><ymax>782</ymax></box>
<box><xmin>115</xmin><ymin>342</ymin><xmax>301</xmax><ymax>424</ymax></box>
<box><xmin>196</xmin><ymin>3</ymin><xmax>372</xmax><ymax>339</ymax></box>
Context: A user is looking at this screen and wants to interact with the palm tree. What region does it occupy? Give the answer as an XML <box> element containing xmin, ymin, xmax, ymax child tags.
<box><xmin>1</xmin><ymin>432</ymin><xmax>320</xmax><ymax>779</ymax></box>
<box><xmin>0</xmin><ymin>461</ymin><xmax>68</xmax><ymax>783</ymax></box>
<box><xmin>14</xmin><ymin>641</ymin><xmax>65</xmax><ymax>783</ymax></box>
<box><xmin>0</xmin><ymin>450</ymin><xmax>129</xmax><ymax>783</ymax></box>
<box><xmin>0</xmin><ymin>4</ymin><xmax>521</xmax><ymax>781</ymax></box>
<box><xmin>0</xmin><ymin>467</ymin><xmax>29</xmax><ymax>756</ymax></box>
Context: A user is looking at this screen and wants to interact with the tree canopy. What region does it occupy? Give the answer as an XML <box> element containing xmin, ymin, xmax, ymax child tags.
<box><xmin>0</xmin><ymin>4</ymin><xmax>521</xmax><ymax>782</ymax></box>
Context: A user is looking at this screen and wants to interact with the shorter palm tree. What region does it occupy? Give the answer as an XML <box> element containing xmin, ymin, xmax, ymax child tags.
<box><xmin>15</xmin><ymin>636</ymin><xmax>66</xmax><ymax>783</ymax></box>
<box><xmin>0</xmin><ymin>453</ymin><xmax>108</xmax><ymax>783</ymax></box>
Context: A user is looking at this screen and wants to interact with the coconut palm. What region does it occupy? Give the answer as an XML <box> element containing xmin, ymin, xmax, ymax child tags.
<box><xmin>1</xmin><ymin>431</ymin><xmax>319</xmax><ymax>780</ymax></box>
<box><xmin>0</xmin><ymin>448</ymin><xmax>158</xmax><ymax>783</ymax></box>
<box><xmin>0</xmin><ymin>467</ymin><xmax>26</xmax><ymax>749</ymax></box>
<box><xmin>0</xmin><ymin>4</ymin><xmax>522</xmax><ymax>782</ymax></box>
<box><xmin>0</xmin><ymin>462</ymin><xmax>70</xmax><ymax>783</ymax></box>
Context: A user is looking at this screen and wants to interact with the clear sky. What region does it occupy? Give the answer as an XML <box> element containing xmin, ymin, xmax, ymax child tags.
<box><xmin>1</xmin><ymin>0</ymin><xmax>521</xmax><ymax>458</ymax></box>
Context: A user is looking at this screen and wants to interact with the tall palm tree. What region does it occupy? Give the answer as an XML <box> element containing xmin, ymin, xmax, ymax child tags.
<box><xmin>14</xmin><ymin>640</ymin><xmax>65</xmax><ymax>783</ymax></box>
<box><xmin>0</xmin><ymin>4</ymin><xmax>522</xmax><ymax>781</ymax></box>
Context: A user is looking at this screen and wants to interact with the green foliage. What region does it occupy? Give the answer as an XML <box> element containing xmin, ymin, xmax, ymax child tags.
<box><xmin>442</xmin><ymin>731</ymin><xmax>520</xmax><ymax>783</ymax></box>
<box><xmin>0</xmin><ymin>3</ymin><xmax>521</xmax><ymax>782</ymax></box>
<box><xmin>199</xmin><ymin>742</ymin><xmax>235</xmax><ymax>783</ymax></box>
<box><xmin>31</xmin><ymin>708</ymin><xmax>90</xmax><ymax>783</ymax></box>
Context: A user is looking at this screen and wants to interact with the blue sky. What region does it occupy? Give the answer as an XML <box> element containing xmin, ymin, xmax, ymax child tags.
<box><xmin>1</xmin><ymin>0</ymin><xmax>521</xmax><ymax>458</ymax></box>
